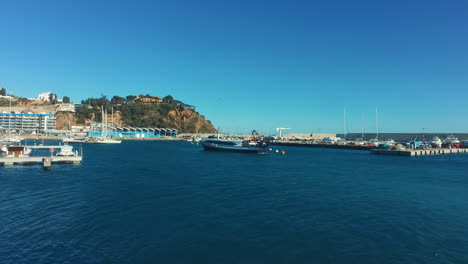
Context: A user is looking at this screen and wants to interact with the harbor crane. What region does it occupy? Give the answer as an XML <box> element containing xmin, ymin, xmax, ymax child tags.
<box><xmin>276</xmin><ymin>127</ymin><xmax>291</xmax><ymax>138</ymax></box>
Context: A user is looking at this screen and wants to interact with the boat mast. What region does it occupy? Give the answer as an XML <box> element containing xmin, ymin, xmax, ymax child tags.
<box><xmin>343</xmin><ymin>108</ymin><xmax>347</xmax><ymax>139</ymax></box>
<box><xmin>361</xmin><ymin>113</ymin><xmax>364</xmax><ymax>139</ymax></box>
<box><xmin>111</xmin><ymin>106</ymin><xmax>114</xmax><ymax>138</ymax></box>
<box><xmin>375</xmin><ymin>107</ymin><xmax>379</xmax><ymax>140</ymax></box>
<box><xmin>105</xmin><ymin>108</ymin><xmax>108</xmax><ymax>138</ymax></box>
<box><xmin>101</xmin><ymin>105</ymin><xmax>106</xmax><ymax>138</ymax></box>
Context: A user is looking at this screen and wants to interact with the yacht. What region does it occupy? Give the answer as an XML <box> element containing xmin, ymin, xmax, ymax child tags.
<box><xmin>2</xmin><ymin>145</ymin><xmax>31</xmax><ymax>158</ymax></box>
<box><xmin>0</xmin><ymin>134</ymin><xmax>23</xmax><ymax>145</ymax></box>
<box><xmin>201</xmin><ymin>131</ymin><xmax>268</xmax><ymax>154</ymax></box>
<box><xmin>94</xmin><ymin>137</ymin><xmax>122</xmax><ymax>144</ymax></box>
<box><xmin>442</xmin><ymin>135</ymin><xmax>461</xmax><ymax>148</ymax></box>
<box><xmin>60</xmin><ymin>136</ymin><xmax>85</xmax><ymax>144</ymax></box>
<box><xmin>56</xmin><ymin>145</ymin><xmax>77</xmax><ymax>156</ymax></box>
<box><xmin>430</xmin><ymin>136</ymin><xmax>443</xmax><ymax>148</ymax></box>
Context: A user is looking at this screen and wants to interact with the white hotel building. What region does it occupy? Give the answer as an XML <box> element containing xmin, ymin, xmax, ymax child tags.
<box><xmin>0</xmin><ymin>112</ymin><xmax>56</xmax><ymax>133</ymax></box>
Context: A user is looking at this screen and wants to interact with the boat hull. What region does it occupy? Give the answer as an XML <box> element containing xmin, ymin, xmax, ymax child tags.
<box><xmin>94</xmin><ymin>140</ymin><xmax>122</xmax><ymax>144</ymax></box>
<box><xmin>202</xmin><ymin>143</ymin><xmax>266</xmax><ymax>154</ymax></box>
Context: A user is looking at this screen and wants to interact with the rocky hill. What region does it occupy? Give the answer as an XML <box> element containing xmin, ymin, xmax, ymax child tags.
<box><xmin>74</xmin><ymin>94</ymin><xmax>217</xmax><ymax>133</ymax></box>
<box><xmin>1</xmin><ymin>94</ymin><xmax>217</xmax><ymax>133</ymax></box>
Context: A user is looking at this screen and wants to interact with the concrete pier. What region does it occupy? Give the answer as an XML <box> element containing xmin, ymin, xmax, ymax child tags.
<box><xmin>271</xmin><ymin>142</ymin><xmax>373</xmax><ymax>150</ymax></box>
<box><xmin>371</xmin><ymin>148</ymin><xmax>468</xmax><ymax>156</ymax></box>
<box><xmin>270</xmin><ymin>141</ymin><xmax>468</xmax><ymax>157</ymax></box>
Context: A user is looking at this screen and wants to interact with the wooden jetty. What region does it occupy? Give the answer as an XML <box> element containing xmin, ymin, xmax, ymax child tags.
<box><xmin>371</xmin><ymin>148</ymin><xmax>468</xmax><ymax>157</ymax></box>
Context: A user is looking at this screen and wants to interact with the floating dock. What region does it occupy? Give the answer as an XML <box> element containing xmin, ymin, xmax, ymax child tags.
<box><xmin>0</xmin><ymin>156</ymin><xmax>82</xmax><ymax>166</ymax></box>
<box><xmin>371</xmin><ymin>148</ymin><xmax>468</xmax><ymax>156</ymax></box>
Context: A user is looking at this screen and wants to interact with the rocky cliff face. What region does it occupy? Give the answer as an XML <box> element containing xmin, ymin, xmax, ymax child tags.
<box><xmin>65</xmin><ymin>106</ymin><xmax>216</xmax><ymax>133</ymax></box>
<box><xmin>162</xmin><ymin>108</ymin><xmax>216</xmax><ymax>133</ymax></box>
<box><xmin>55</xmin><ymin>112</ymin><xmax>77</xmax><ymax>130</ymax></box>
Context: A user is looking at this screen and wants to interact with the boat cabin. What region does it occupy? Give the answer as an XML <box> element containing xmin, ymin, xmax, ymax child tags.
<box><xmin>7</xmin><ymin>146</ymin><xmax>28</xmax><ymax>158</ymax></box>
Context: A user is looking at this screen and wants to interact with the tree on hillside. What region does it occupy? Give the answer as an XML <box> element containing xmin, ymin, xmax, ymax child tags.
<box><xmin>111</xmin><ymin>96</ymin><xmax>126</xmax><ymax>105</ymax></box>
<box><xmin>163</xmin><ymin>95</ymin><xmax>174</xmax><ymax>104</ymax></box>
<box><xmin>48</xmin><ymin>93</ymin><xmax>58</xmax><ymax>102</ymax></box>
<box><xmin>63</xmin><ymin>96</ymin><xmax>71</xmax><ymax>103</ymax></box>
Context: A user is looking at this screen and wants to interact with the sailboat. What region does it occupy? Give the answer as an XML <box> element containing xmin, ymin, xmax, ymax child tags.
<box><xmin>60</xmin><ymin>118</ymin><xmax>85</xmax><ymax>143</ymax></box>
<box><xmin>368</xmin><ymin>107</ymin><xmax>382</xmax><ymax>146</ymax></box>
<box><xmin>94</xmin><ymin>106</ymin><xmax>121</xmax><ymax>144</ymax></box>
<box><xmin>355</xmin><ymin>114</ymin><xmax>365</xmax><ymax>143</ymax></box>
<box><xmin>369</xmin><ymin>107</ymin><xmax>394</xmax><ymax>147</ymax></box>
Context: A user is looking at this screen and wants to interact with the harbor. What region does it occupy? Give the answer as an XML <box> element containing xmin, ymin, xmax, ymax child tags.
<box><xmin>269</xmin><ymin>133</ymin><xmax>468</xmax><ymax>157</ymax></box>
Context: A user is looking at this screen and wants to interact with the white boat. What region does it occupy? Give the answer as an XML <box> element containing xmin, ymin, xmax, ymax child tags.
<box><xmin>60</xmin><ymin>136</ymin><xmax>85</xmax><ymax>143</ymax></box>
<box><xmin>0</xmin><ymin>134</ymin><xmax>23</xmax><ymax>145</ymax></box>
<box><xmin>445</xmin><ymin>135</ymin><xmax>460</xmax><ymax>144</ymax></box>
<box><xmin>430</xmin><ymin>136</ymin><xmax>443</xmax><ymax>148</ymax></box>
<box><xmin>94</xmin><ymin>137</ymin><xmax>122</xmax><ymax>144</ymax></box>
<box><xmin>186</xmin><ymin>136</ymin><xmax>202</xmax><ymax>142</ymax></box>
<box><xmin>56</xmin><ymin>145</ymin><xmax>78</xmax><ymax>156</ymax></box>
<box><xmin>368</xmin><ymin>138</ymin><xmax>382</xmax><ymax>146</ymax></box>
<box><xmin>2</xmin><ymin>145</ymin><xmax>31</xmax><ymax>158</ymax></box>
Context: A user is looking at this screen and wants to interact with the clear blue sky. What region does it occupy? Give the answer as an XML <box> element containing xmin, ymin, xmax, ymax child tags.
<box><xmin>1</xmin><ymin>0</ymin><xmax>468</xmax><ymax>134</ymax></box>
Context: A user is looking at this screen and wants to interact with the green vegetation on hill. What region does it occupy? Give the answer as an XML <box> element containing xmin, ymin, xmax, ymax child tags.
<box><xmin>76</xmin><ymin>94</ymin><xmax>216</xmax><ymax>133</ymax></box>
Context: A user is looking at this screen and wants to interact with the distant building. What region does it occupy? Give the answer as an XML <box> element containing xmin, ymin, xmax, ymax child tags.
<box><xmin>37</xmin><ymin>92</ymin><xmax>57</xmax><ymax>102</ymax></box>
<box><xmin>0</xmin><ymin>95</ymin><xmax>14</xmax><ymax>100</ymax></box>
<box><xmin>133</xmin><ymin>95</ymin><xmax>162</xmax><ymax>104</ymax></box>
<box><xmin>71</xmin><ymin>124</ymin><xmax>90</xmax><ymax>132</ymax></box>
<box><xmin>282</xmin><ymin>133</ymin><xmax>337</xmax><ymax>140</ymax></box>
<box><xmin>56</xmin><ymin>103</ymin><xmax>75</xmax><ymax>112</ymax></box>
<box><xmin>0</xmin><ymin>112</ymin><xmax>56</xmax><ymax>133</ymax></box>
<box><xmin>0</xmin><ymin>87</ymin><xmax>6</xmax><ymax>96</ymax></box>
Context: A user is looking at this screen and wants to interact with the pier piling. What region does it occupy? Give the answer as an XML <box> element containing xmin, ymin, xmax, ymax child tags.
<box><xmin>43</xmin><ymin>157</ymin><xmax>52</xmax><ymax>169</ymax></box>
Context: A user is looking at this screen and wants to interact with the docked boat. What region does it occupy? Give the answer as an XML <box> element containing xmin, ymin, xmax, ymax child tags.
<box><xmin>60</xmin><ymin>136</ymin><xmax>85</xmax><ymax>144</ymax></box>
<box><xmin>201</xmin><ymin>131</ymin><xmax>268</xmax><ymax>154</ymax></box>
<box><xmin>186</xmin><ymin>136</ymin><xmax>203</xmax><ymax>142</ymax></box>
<box><xmin>0</xmin><ymin>134</ymin><xmax>23</xmax><ymax>145</ymax></box>
<box><xmin>430</xmin><ymin>136</ymin><xmax>443</xmax><ymax>148</ymax></box>
<box><xmin>95</xmin><ymin>137</ymin><xmax>122</xmax><ymax>144</ymax></box>
<box><xmin>2</xmin><ymin>145</ymin><xmax>32</xmax><ymax>158</ymax></box>
<box><xmin>91</xmin><ymin>106</ymin><xmax>122</xmax><ymax>144</ymax></box>
<box><xmin>443</xmin><ymin>135</ymin><xmax>461</xmax><ymax>148</ymax></box>
<box><xmin>86</xmin><ymin>136</ymin><xmax>121</xmax><ymax>144</ymax></box>
<box><xmin>56</xmin><ymin>145</ymin><xmax>77</xmax><ymax>156</ymax></box>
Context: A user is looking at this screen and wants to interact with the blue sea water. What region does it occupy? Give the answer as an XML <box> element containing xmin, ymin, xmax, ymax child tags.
<box><xmin>1</xmin><ymin>141</ymin><xmax>468</xmax><ymax>263</ymax></box>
